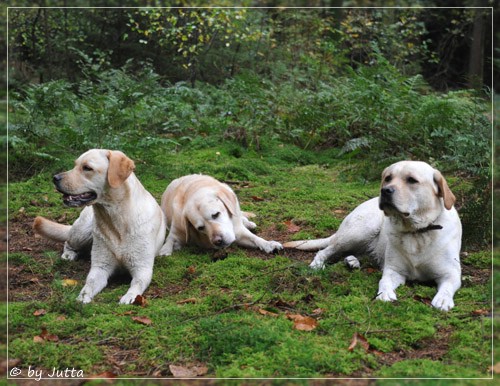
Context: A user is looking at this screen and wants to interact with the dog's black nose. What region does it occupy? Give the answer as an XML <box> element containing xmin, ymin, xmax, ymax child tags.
<box><xmin>381</xmin><ymin>186</ymin><xmax>395</xmax><ymax>197</ymax></box>
<box><xmin>53</xmin><ymin>174</ymin><xmax>63</xmax><ymax>185</ymax></box>
<box><xmin>213</xmin><ymin>237</ymin><xmax>224</xmax><ymax>247</ymax></box>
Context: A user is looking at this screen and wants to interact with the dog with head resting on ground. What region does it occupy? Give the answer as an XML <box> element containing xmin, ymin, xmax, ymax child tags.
<box><xmin>159</xmin><ymin>174</ymin><xmax>283</xmax><ymax>256</ymax></box>
<box><xmin>284</xmin><ymin>161</ymin><xmax>462</xmax><ymax>311</ymax></box>
<box><xmin>33</xmin><ymin>149</ymin><xmax>166</xmax><ymax>304</ymax></box>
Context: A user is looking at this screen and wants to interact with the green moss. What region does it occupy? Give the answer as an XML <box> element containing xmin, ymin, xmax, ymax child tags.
<box><xmin>7</xmin><ymin>148</ymin><xmax>491</xmax><ymax>378</ymax></box>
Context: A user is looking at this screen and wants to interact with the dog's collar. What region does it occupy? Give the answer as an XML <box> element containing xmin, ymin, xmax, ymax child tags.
<box><xmin>415</xmin><ymin>224</ymin><xmax>443</xmax><ymax>233</ymax></box>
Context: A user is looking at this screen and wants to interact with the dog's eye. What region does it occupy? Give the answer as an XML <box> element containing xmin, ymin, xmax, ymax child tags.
<box><xmin>197</xmin><ymin>225</ymin><xmax>205</xmax><ymax>231</ymax></box>
<box><xmin>82</xmin><ymin>165</ymin><xmax>93</xmax><ymax>172</ymax></box>
<box><xmin>384</xmin><ymin>175</ymin><xmax>392</xmax><ymax>183</ymax></box>
<box><xmin>212</xmin><ymin>212</ymin><xmax>220</xmax><ymax>220</ymax></box>
<box><xmin>407</xmin><ymin>177</ymin><xmax>419</xmax><ymax>184</ymax></box>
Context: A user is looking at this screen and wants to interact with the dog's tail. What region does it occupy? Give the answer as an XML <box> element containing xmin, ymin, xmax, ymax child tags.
<box><xmin>33</xmin><ymin>216</ymin><xmax>71</xmax><ymax>242</ymax></box>
<box><xmin>283</xmin><ymin>236</ymin><xmax>333</xmax><ymax>251</ymax></box>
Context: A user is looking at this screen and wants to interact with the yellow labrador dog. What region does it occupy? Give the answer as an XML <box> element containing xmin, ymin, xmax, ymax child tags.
<box><xmin>159</xmin><ymin>174</ymin><xmax>282</xmax><ymax>255</ymax></box>
<box><xmin>33</xmin><ymin>149</ymin><xmax>166</xmax><ymax>304</ymax></box>
<box><xmin>284</xmin><ymin>161</ymin><xmax>462</xmax><ymax>311</ymax></box>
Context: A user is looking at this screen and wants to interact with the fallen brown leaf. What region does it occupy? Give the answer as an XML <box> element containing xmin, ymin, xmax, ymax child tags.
<box><xmin>34</xmin><ymin>327</ymin><xmax>59</xmax><ymax>343</ymax></box>
<box><xmin>258</xmin><ymin>309</ymin><xmax>279</xmax><ymax>317</ymax></box>
<box><xmin>62</xmin><ymin>279</ymin><xmax>78</xmax><ymax>287</ymax></box>
<box><xmin>348</xmin><ymin>332</ymin><xmax>370</xmax><ymax>352</ymax></box>
<box><xmin>132</xmin><ymin>294</ymin><xmax>148</xmax><ymax>307</ymax></box>
<box><xmin>251</xmin><ymin>196</ymin><xmax>265</xmax><ymax>202</ymax></box>
<box><xmin>44</xmin><ymin>333</ymin><xmax>60</xmax><ymax>342</ymax></box>
<box><xmin>286</xmin><ymin>313</ymin><xmax>318</xmax><ymax>331</ymax></box>
<box><xmin>33</xmin><ymin>336</ymin><xmax>45</xmax><ymax>343</ymax></box>
<box><xmin>132</xmin><ymin>316</ymin><xmax>152</xmax><ymax>326</ymax></box>
<box><xmin>169</xmin><ymin>364</ymin><xmax>208</xmax><ymax>377</ymax></box>
<box><xmin>284</xmin><ymin>220</ymin><xmax>301</xmax><ymax>233</ymax></box>
<box><xmin>33</xmin><ymin>309</ymin><xmax>47</xmax><ymax>317</ymax></box>
<box><xmin>472</xmin><ymin>309</ymin><xmax>490</xmax><ymax>316</ymax></box>
<box><xmin>119</xmin><ymin>310</ymin><xmax>136</xmax><ymax>316</ymax></box>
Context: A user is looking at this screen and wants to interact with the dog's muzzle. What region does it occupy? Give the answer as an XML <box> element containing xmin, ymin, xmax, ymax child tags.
<box><xmin>53</xmin><ymin>173</ymin><xmax>97</xmax><ymax>208</ymax></box>
<box><xmin>379</xmin><ymin>186</ymin><xmax>409</xmax><ymax>217</ymax></box>
<box><xmin>212</xmin><ymin>235</ymin><xmax>231</xmax><ymax>249</ymax></box>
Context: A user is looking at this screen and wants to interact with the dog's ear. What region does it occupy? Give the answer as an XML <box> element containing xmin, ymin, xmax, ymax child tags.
<box><xmin>434</xmin><ymin>170</ymin><xmax>456</xmax><ymax>210</ymax></box>
<box><xmin>217</xmin><ymin>187</ymin><xmax>237</xmax><ymax>216</ymax></box>
<box><xmin>180</xmin><ymin>215</ymin><xmax>190</xmax><ymax>244</ymax></box>
<box><xmin>107</xmin><ymin>150</ymin><xmax>135</xmax><ymax>188</ymax></box>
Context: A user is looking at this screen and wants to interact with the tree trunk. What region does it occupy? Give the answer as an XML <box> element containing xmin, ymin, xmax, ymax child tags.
<box><xmin>468</xmin><ymin>8</ymin><xmax>486</xmax><ymax>89</ymax></box>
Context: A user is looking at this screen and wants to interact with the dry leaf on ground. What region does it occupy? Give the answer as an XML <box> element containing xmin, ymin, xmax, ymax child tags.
<box><xmin>286</xmin><ymin>313</ymin><xmax>318</xmax><ymax>331</ymax></box>
<box><xmin>62</xmin><ymin>279</ymin><xmax>78</xmax><ymax>287</ymax></box>
<box><xmin>132</xmin><ymin>295</ymin><xmax>148</xmax><ymax>307</ymax></box>
<box><xmin>132</xmin><ymin>316</ymin><xmax>152</xmax><ymax>326</ymax></box>
<box><xmin>169</xmin><ymin>364</ymin><xmax>208</xmax><ymax>377</ymax></box>
<box><xmin>258</xmin><ymin>309</ymin><xmax>279</xmax><ymax>317</ymax></box>
<box><xmin>284</xmin><ymin>220</ymin><xmax>301</xmax><ymax>233</ymax></box>
<box><xmin>348</xmin><ymin>332</ymin><xmax>370</xmax><ymax>352</ymax></box>
<box><xmin>33</xmin><ymin>309</ymin><xmax>47</xmax><ymax>317</ymax></box>
<box><xmin>471</xmin><ymin>309</ymin><xmax>490</xmax><ymax>316</ymax></box>
<box><xmin>34</xmin><ymin>327</ymin><xmax>59</xmax><ymax>343</ymax></box>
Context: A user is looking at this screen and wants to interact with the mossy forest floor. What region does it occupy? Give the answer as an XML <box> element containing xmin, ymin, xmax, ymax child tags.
<box><xmin>4</xmin><ymin>144</ymin><xmax>494</xmax><ymax>383</ymax></box>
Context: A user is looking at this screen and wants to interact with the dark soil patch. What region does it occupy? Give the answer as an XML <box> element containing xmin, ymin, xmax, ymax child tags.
<box><xmin>346</xmin><ymin>327</ymin><xmax>454</xmax><ymax>378</ymax></box>
<box><xmin>9</xmin><ymin>213</ymin><xmax>61</xmax><ymax>254</ymax></box>
<box><xmin>378</xmin><ymin>325</ymin><xmax>453</xmax><ymax>362</ymax></box>
<box><xmin>8</xmin><ymin>213</ymin><xmax>91</xmax><ymax>302</ymax></box>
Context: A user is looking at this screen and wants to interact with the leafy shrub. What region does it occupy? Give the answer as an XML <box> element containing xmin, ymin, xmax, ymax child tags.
<box><xmin>9</xmin><ymin>57</ymin><xmax>490</xmax><ymax>182</ymax></box>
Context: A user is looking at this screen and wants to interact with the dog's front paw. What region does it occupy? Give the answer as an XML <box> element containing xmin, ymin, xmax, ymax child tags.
<box><xmin>261</xmin><ymin>241</ymin><xmax>283</xmax><ymax>254</ymax></box>
<box><xmin>344</xmin><ymin>255</ymin><xmax>360</xmax><ymax>269</ymax></box>
<box><xmin>431</xmin><ymin>293</ymin><xmax>454</xmax><ymax>311</ymax></box>
<box><xmin>158</xmin><ymin>244</ymin><xmax>173</xmax><ymax>256</ymax></box>
<box><xmin>77</xmin><ymin>290</ymin><xmax>93</xmax><ymax>304</ymax></box>
<box><xmin>376</xmin><ymin>290</ymin><xmax>398</xmax><ymax>302</ymax></box>
<box><xmin>245</xmin><ymin>221</ymin><xmax>257</xmax><ymax>230</ymax></box>
<box><xmin>119</xmin><ymin>292</ymin><xmax>139</xmax><ymax>305</ymax></box>
<box><xmin>309</xmin><ymin>259</ymin><xmax>325</xmax><ymax>270</ymax></box>
<box><xmin>309</xmin><ymin>250</ymin><xmax>328</xmax><ymax>270</ymax></box>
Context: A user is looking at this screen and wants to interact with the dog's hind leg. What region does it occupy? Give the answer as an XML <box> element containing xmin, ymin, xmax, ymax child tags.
<box><xmin>62</xmin><ymin>207</ymin><xmax>94</xmax><ymax>260</ymax></box>
<box><xmin>34</xmin><ymin>206</ymin><xmax>94</xmax><ymax>260</ymax></box>
<box><xmin>241</xmin><ymin>216</ymin><xmax>257</xmax><ymax>230</ymax></box>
